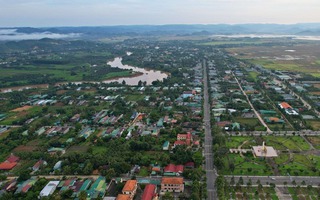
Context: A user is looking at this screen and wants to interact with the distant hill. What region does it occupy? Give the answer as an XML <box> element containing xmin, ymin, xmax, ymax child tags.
<box><xmin>1</xmin><ymin>23</ymin><xmax>320</xmax><ymax>40</ymax></box>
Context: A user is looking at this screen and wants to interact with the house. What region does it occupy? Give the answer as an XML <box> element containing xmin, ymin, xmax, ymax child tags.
<box><xmin>0</xmin><ymin>154</ymin><xmax>20</xmax><ymax>170</ymax></box>
<box><xmin>264</xmin><ymin>117</ymin><xmax>285</xmax><ymax>124</ymax></box>
<box><xmin>162</xmin><ymin>141</ymin><xmax>170</xmax><ymax>150</ymax></box>
<box><xmin>53</xmin><ymin>161</ymin><xmax>62</xmax><ymax>171</ymax></box>
<box><xmin>176</xmin><ymin>132</ymin><xmax>192</xmax><ymax>146</ymax></box>
<box><xmin>14</xmin><ymin>178</ymin><xmax>37</xmax><ymax>194</ymax></box>
<box><xmin>160</xmin><ymin>177</ymin><xmax>184</xmax><ymax>193</ymax></box>
<box><xmin>39</xmin><ymin>181</ymin><xmax>60</xmax><ymax>197</ymax></box>
<box><xmin>279</xmin><ymin>102</ymin><xmax>299</xmax><ymax>115</ymax></box>
<box><xmin>87</xmin><ymin>176</ymin><xmax>107</xmax><ymax>199</ymax></box>
<box><xmin>141</xmin><ymin>184</ymin><xmax>157</xmax><ymax>200</ymax></box>
<box><xmin>0</xmin><ymin>162</ymin><xmax>17</xmax><ymax>170</ymax></box>
<box><xmin>184</xmin><ymin>162</ymin><xmax>195</xmax><ymax>169</ymax></box>
<box><xmin>163</xmin><ymin>164</ymin><xmax>184</xmax><ymax>176</ymax></box>
<box><xmin>121</xmin><ymin>180</ymin><xmax>137</xmax><ymax>200</ymax></box>
<box><xmin>5</xmin><ymin>154</ymin><xmax>19</xmax><ymax>163</ymax></box>
<box><xmin>32</xmin><ymin>160</ymin><xmax>47</xmax><ymax>172</ymax></box>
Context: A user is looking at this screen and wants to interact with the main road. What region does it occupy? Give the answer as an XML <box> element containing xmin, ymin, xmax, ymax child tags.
<box><xmin>203</xmin><ymin>60</ymin><xmax>217</xmax><ymax>200</ymax></box>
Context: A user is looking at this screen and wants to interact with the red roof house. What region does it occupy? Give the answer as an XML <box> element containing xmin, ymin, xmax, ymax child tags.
<box><xmin>0</xmin><ymin>162</ymin><xmax>17</xmax><ymax>170</ymax></box>
<box><xmin>164</xmin><ymin>164</ymin><xmax>184</xmax><ymax>175</ymax></box>
<box><xmin>6</xmin><ymin>154</ymin><xmax>20</xmax><ymax>163</ymax></box>
<box><xmin>141</xmin><ymin>184</ymin><xmax>157</xmax><ymax>200</ymax></box>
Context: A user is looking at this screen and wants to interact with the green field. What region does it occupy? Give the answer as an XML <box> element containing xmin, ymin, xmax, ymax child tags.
<box><xmin>248</xmin><ymin>71</ymin><xmax>260</xmax><ymax>82</ymax></box>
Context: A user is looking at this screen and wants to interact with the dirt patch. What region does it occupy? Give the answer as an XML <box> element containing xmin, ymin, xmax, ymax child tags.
<box><xmin>65</xmin><ymin>145</ymin><xmax>89</xmax><ymax>155</ymax></box>
<box><xmin>312</xmin><ymin>84</ymin><xmax>320</xmax><ymax>89</ymax></box>
<box><xmin>306</xmin><ymin>136</ymin><xmax>320</xmax><ymax>145</ymax></box>
<box><xmin>310</xmin><ymin>91</ymin><xmax>320</xmax><ymax>95</ymax></box>
<box><xmin>13</xmin><ymin>145</ymin><xmax>39</xmax><ymax>152</ymax></box>
<box><xmin>56</xmin><ymin>90</ymin><xmax>68</xmax><ymax>95</ymax></box>
<box><xmin>54</xmin><ymin>102</ymin><xmax>65</xmax><ymax>107</ymax></box>
<box><xmin>11</xmin><ymin>106</ymin><xmax>32</xmax><ymax>112</ymax></box>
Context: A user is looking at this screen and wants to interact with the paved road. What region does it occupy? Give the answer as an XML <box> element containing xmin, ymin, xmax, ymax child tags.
<box><xmin>233</xmin><ymin>73</ymin><xmax>272</xmax><ymax>133</ymax></box>
<box><xmin>225</xmin><ymin>175</ymin><xmax>320</xmax><ymax>187</ymax></box>
<box><xmin>226</xmin><ymin>130</ymin><xmax>320</xmax><ymax>136</ymax></box>
<box><xmin>203</xmin><ymin>60</ymin><xmax>217</xmax><ymax>200</ymax></box>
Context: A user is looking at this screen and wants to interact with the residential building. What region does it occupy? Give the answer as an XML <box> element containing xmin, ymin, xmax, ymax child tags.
<box><xmin>163</xmin><ymin>164</ymin><xmax>184</xmax><ymax>176</ymax></box>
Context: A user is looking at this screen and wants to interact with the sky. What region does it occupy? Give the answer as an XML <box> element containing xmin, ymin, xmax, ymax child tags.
<box><xmin>0</xmin><ymin>0</ymin><xmax>320</xmax><ymax>27</ymax></box>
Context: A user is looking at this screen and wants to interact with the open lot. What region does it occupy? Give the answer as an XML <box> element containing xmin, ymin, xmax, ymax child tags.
<box><xmin>227</xmin><ymin>42</ymin><xmax>320</xmax><ymax>77</ymax></box>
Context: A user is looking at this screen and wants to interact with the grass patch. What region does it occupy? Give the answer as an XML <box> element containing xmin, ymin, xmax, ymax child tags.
<box><xmin>65</xmin><ymin>145</ymin><xmax>89</xmax><ymax>155</ymax></box>
<box><xmin>248</xmin><ymin>71</ymin><xmax>260</xmax><ymax>82</ymax></box>
<box><xmin>234</xmin><ymin>117</ymin><xmax>260</xmax><ymax>126</ymax></box>
<box><xmin>275</xmin><ymin>153</ymin><xmax>289</xmax><ymax>164</ymax></box>
<box><xmin>226</xmin><ymin>136</ymin><xmax>253</xmax><ymax>148</ymax></box>
<box><xmin>138</xmin><ymin>167</ymin><xmax>149</xmax><ymax>177</ymax></box>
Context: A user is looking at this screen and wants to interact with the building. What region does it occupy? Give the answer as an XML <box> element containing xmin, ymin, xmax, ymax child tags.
<box><xmin>163</xmin><ymin>164</ymin><xmax>184</xmax><ymax>176</ymax></box>
<box><xmin>162</xmin><ymin>141</ymin><xmax>170</xmax><ymax>150</ymax></box>
<box><xmin>121</xmin><ymin>180</ymin><xmax>137</xmax><ymax>200</ymax></box>
<box><xmin>279</xmin><ymin>102</ymin><xmax>299</xmax><ymax>115</ymax></box>
<box><xmin>161</xmin><ymin>177</ymin><xmax>184</xmax><ymax>193</ymax></box>
<box><xmin>141</xmin><ymin>184</ymin><xmax>157</xmax><ymax>200</ymax></box>
<box><xmin>176</xmin><ymin>132</ymin><xmax>192</xmax><ymax>146</ymax></box>
<box><xmin>39</xmin><ymin>181</ymin><xmax>60</xmax><ymax>197</ymax></box>
<box><xmin>0</xmin><ymin>154</ymin><xmax>20</xmax><ymax>170</ymax></box>
<box><xmin>116</xmin><ymin>194</ymin><xmax>131</xmax><ymax>200</ymax></box>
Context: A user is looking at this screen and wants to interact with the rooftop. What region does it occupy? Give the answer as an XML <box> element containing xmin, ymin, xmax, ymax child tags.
<box><xmin>141</xmin><ymin>184</ymin><xmax>156</xmax><ymax>200</ymax></box>
<box><xmin>161</xmin><ymin>177</ymin><xmax>183</xmax><ymax>185</ymax></box>
<box><xmin>122</xmin><ymin>180</ymin><xmax>137</xmax><ymax>192</ymax></box>
<box><xmin>116</xmin><ymin>194</ymin><xmax>131</xmax><ymax>200</ymax></box>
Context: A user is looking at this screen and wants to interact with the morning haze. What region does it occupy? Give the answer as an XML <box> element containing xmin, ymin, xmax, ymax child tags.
<box><xmin>0</xmin><ymin>0</ymin><xmax>320</xmax><ymax>27</ymax></box>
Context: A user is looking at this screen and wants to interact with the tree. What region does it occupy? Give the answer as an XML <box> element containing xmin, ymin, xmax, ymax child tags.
<box><xmin>162</xmin><ymin>192</ymin><xmax>174</xmax><ymax>200</ymax></box>
<box><xmin>105</xmin><ymin>168</ymin><xmax>116</xmax><ymax>182</ymax></box>
<box><xmin>79</xmin><ymin>191</ymin><xmax>87</xmax><ymax>200</ymax></box>
<box><xmin>18</xmin><ymin>170</ymin><xmax>31</xmax><ymax>182</ymax></box>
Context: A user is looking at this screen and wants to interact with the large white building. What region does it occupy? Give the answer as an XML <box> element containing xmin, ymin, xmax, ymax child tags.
<box><xmin>39</xmin><ymin>181</ymin><xmax>60</xmax><ymax>197</ymax></box>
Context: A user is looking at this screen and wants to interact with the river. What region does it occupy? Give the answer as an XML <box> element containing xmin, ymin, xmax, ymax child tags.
<box><xmin>1</xmin><ymin>57</ymin><xmax>168</xmax><ymax>92</ymax></box>
<box><xmin>103</xmin><ymin>57</ymin><xmax>168</xmax><ymax>85</ymax></box>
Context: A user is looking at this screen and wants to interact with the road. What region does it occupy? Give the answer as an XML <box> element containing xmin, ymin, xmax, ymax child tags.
<box><xmin>225</xmin><ymin>175</ymin><xmax>320</xmax><ymax>187</ymax></box>
<box><xmin>233</xmin><ymin>72</ymin><xmax>272</xmax><ymax>133</ymax></box>
<box><xmin>226</xmin><ymin>130</ymin><xmax>320</xmax><ymax>136</ymax></box>
<box><xmin>203</xmin><ymin>60</ymin><xmax>217</xmax><ymax>200</ymax></box>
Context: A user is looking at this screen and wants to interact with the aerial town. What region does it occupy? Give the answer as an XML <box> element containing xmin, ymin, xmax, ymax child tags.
<box><xmin>1</xmin><ymin>28</ymin><xmax>320</xmax><ymax>200</ymax></box>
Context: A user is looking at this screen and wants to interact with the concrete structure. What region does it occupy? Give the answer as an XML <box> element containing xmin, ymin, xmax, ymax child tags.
<box><xmin>252</xmin><ymin>142</ymin><xmax>278</xmax><ymax>158</ymax></box>
<box><xmin>160</xmin><ymin>177</ymin><xmax>184</xmax><ymax>193</ymax></box>
<box><xmin>121</xmin><ymin>180</ymin><xmax>137</xmax><ymax>200</ymax></box>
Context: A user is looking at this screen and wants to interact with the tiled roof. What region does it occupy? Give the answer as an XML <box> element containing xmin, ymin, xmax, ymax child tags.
<box><xmin>0</xmin><ymin>162</ymin><xmax>17</xmax><ymax>170</ymax></box>
<box><xmin>6</xmin><ymin>154</ymin><xmax>20</xmax><ymax>163</ymax></box>
<box><xmin>280</xmin><ymin>102</ymin><xmax>292</xmax><ymax>109</ymax></box>
<box><xmin>122</xmin><ymin>180</ymin><xmax>137</xmax><ymax>192</ymax></box>
<box><xmin>141</xmin><ymin>184</ymin><xmax>156</xmax><ymax>200</ymax></box>
<box><xmin>116</xmin><ymin>194</ymin><xmax>131</xmax><ymax>200</ymax></box>
<box><xmin>161</xmin><ymin>177</ymin><xmax>183</xmax><ymax>185</ymax></box>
